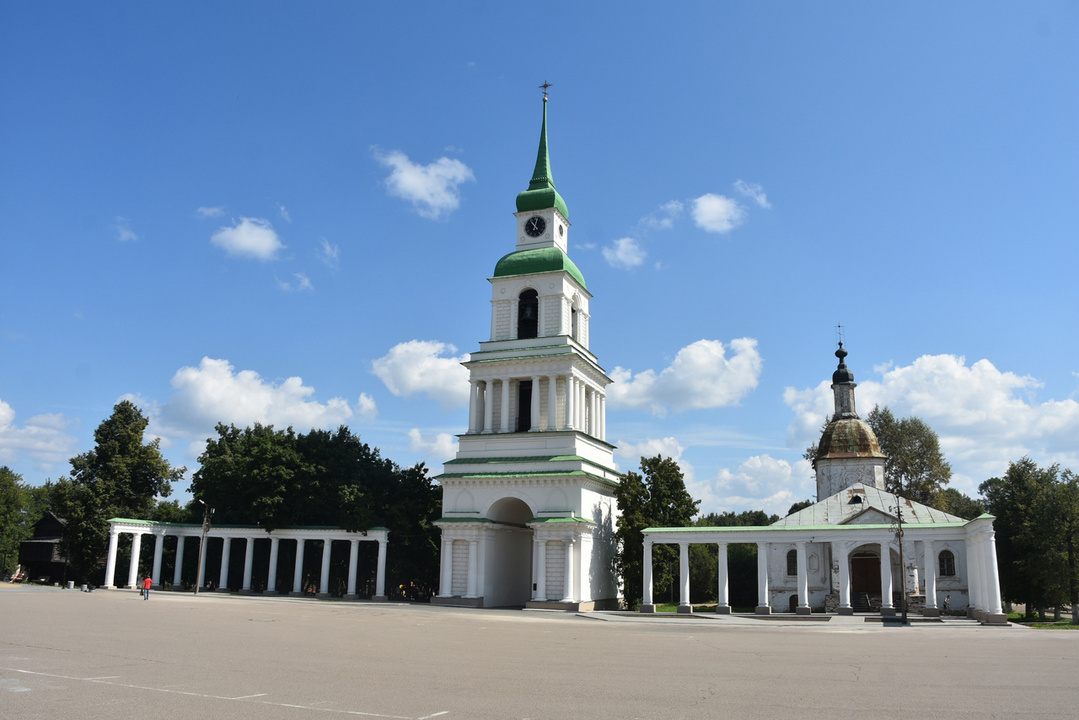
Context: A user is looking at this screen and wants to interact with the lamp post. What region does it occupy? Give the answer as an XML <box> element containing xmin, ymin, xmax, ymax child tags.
<box><xmin>194</xmin><ymin>499</ymin><xmax>213</xmax><ymax>596</ymax></box>
<box><xmin>891</xmin><ymin>502</ymin><xmax>908</xmax><ymax>624</ymax></box>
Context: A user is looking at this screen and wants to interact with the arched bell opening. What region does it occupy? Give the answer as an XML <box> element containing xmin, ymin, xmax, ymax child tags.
<box><xmin>517</xmin><ymin>289</ymin><xmax>538</xmax><ymax>339</ymax></box>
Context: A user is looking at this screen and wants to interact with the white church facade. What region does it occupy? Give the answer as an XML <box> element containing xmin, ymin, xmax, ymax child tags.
<box><xmin>641</xmin><ymin>345</ymin><xmax>1008</xmax><ymax>624</ymax></box>
<box><xmin>431</xmin><ymin>95</ymin><xmax>622</xmax><ymax>610</ymax></box>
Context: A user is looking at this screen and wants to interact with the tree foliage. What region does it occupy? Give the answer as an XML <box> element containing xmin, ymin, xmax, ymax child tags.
<box><xmin>0</xmin><ymin>467</ymin><xmax>49</xmax><ymax>574</ymax></box>
<box><xmin>980</xmin><ymin>457</ymin><xmax>1079</xmax><ymax>621</ymax></box>
<box><xmin>866</xmin><ymin>406</ymin><xmax>952</xmax><ymax>505</ymax></box>
<box><xmin>190</xmin><ymin>424</ymin><xmax>441</xmax><ymax>598</ymax></box>
<box><xmin>935</xmin><ymin>487</ymin><xmax>985</xmax><ymax>520</ymax></box>
<box><xmin>50</xmin><ymin>401</ymin><xmax>184</xmax><ymax>583</ymax></box>
<box><xmin>613</xmin><ymin>455</ymin><xmax>700</xmax><ymax>608</ymax></box>
<box><xmin>689</xmin><ymin>510</ymin><xmax>780</xmax><ymax>607</ymax></box>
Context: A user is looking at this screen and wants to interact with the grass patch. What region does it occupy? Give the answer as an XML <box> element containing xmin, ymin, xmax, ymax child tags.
<box><xmin>1007</xmin><ymin>611</ymin><xmax>1079</xmax><ymax>628</ymax></box>
<box><xmin>655</xmin><ymin>603</ymin><xmax>754</xmax><ymax>613</ymax></box>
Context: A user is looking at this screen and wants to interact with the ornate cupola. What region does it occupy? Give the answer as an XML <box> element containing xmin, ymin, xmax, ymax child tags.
<box><xmin>813</xmin><ymin>343</ymin><xmax>887</xmax><ymax>500</ymax></box>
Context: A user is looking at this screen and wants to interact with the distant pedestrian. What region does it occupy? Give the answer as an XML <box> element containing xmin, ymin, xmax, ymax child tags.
<box><xmin>942</xmin><ymin>594</ymin><xmax>950</xmax><ymax>614</ymax></box>
<box><xmin>143</xmin><ymin>576</ymin><xmax>152</xmax><ymax>600</ymax></box>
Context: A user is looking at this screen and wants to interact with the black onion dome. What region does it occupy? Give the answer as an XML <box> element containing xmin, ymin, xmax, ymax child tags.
<box><xmin>832</xmin><ymin>342</ymin><xmax>855</xmax><ymax>384</ymax></box>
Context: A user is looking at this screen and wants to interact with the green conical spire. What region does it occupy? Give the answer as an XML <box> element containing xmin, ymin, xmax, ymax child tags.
<box><xmin>516</xmin><ymin>96</ymin><xmax>569</xmax><ymax>219</ymax></box>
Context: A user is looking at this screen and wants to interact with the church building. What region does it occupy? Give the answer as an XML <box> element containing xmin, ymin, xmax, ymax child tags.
<box><xmin>432</xmin><ymin>95</ymin><xmax>622</xmax><ymax>610</ymax></box>
<box><xmin>641</xmin><ymin>344</ymin><xmax>1007</xmax><ymax>624</ymax></box>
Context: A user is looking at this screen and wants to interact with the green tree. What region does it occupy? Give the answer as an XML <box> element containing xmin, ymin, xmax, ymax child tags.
<box><xmin>979</xmin><ymin>457</ymin><xmax>1079</xmax><ymax>620</ymax></box>
<box><xmin>51</xmin><ymin>401</ymin><xmax>183</xmax><ymax>583</ymax></box>
<box><xmin>613</xmin><ymin>456</ymin><xmax>700</xmax><ymax>609</ymax></box>
<box><xmin>866</xmin><ymin>406</ymin><xmax>952</xmax><ymax>505</ymax></box>
<box><xmin>786</xmin><ymin>499</ymin><xmax>814</xmax><ymax>516</ymax></box>
<box><xmin>936</xmin><ymin>487</ymin><xmax>985</xmax><ymax>520</ymax></box>
<box><xmin>0</xmin><ymin>467</ymin><xmax>49</xmax><ymax>574</ymax></box>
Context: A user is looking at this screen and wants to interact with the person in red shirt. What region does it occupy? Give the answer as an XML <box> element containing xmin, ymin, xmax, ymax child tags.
<box><xmin>142</xmin><ymin>576</ymin><xmax>152</xmax><ymax>600</ymax></box>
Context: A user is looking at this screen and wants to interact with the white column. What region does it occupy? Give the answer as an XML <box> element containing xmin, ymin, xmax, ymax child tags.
<box><xmin>500</xmin><ymin>379</ymin><xmax>511</xmax><ymax>433</ymax></box>
<box><xmin>562</xmin><ymin>537</ymin><xmax>575</xmax><ymax>603</ymax></box>
<box><xmin>347</xmin><ymin>538</ymin><xmax>360</xmax><ymax>597</ymax></box>
<box><xmin>530</xmin><ymin>375</ymin><xmax>541</xmax><ymax>431</ymax></box>
<box><xmin>923</xmin><ymin>539</ymin><xmax>937</xmax><ymax>610</ymax></box>
<box><xmin>880</xmin><ymin>543</ymin><xmax>893</xmax><ymax>610</ymax></box>
<box><xmin>267</xmin><ymin>536</ymin><xmax>280</xmax><ymax>593</ymax></box>
<box><xmin>756</xmin><ymin>542</ymin><xmax>770</xmax><ymax>612</ymax></box>
<box><xmin>437</xmin><ymin>534</ymin><xmax>452</xmax><ymax>597</ymax></box>
<box><xmin>375</xmin><ymin>537</ymin><xmax>388</xmax><ymax>599</ymax></box>
<box><xmin>218</xmin><ymin>537</ymin><xmax>231</xmax><ymax>590</ymax></box>
<box><xmin>319</xmin><ymin>539</ymin><xmax>332</xmax><ymax>596</ymax></box>
<box><xmin>564</xmin><ymin>376</ymin><xmax>575</xmax><ymax>430</ymax></box>
<box><xmin>717</xmin><ymin>543</ymin><xmax>729</xmax><ymax>611</ymax></box>
<box><xmin>468</xmin><ymin>381</ymin><xmax>481</xmax><ymax>433</ymax></box>
<box><xmin>547</xmin><ymin>375</ymin><xmax>558</xmax><ymax>431</ymax></box>
<box><xmin>104</xmin><ymin>527</ymin><xmax>120</xmax><ymax>588</ymax></box>
<box><xmin>127</xmin><ymin>532</ymin><xmax>144</xmax><ymax>588</ymax></box>
<box><xmin>642</xmin><ymin>539</ymin><xmax>654</xmax><ymax>608</ymax></box>
<box><xmin>966</xmin><ymin>537</ymin><xmax>981</xmax><ymax>611</ymax></box>
<box><xmin>535</xmin><ymin>537</ymin><xmax>547</xmax><ymax>601</ymax></box>
<box><xmin>172</xmin><ymin>535</ymin><xmax>186</xmax><ymax>588</ymax></box>
<box><xmin>983</xmin><ymin>533</ymin><xmax>1003</xmax><ymax>615</ymax></box>
<box><xmin>837</xmin><ymin>542</ymin><xmax>851</xmax><ymax>611</ymax></box>
<box><xmin>483</xmin><ymin>381</ymin><xmax>494</xmax><ymax>433</ymax></box>
<box><xmin>577</xmin><ymin>379</ymin><xmax>586</xmax><ymax>431</ymax></box>
<box><xmin>465</xmin><ymin>539</ymin><xmax>479</xmax><ymax>598</ymax></box>
<box><xmin>796</xmin><ymin>541</ymin><xmax>809</xmax><ymax>611</ymax></box>
<box><xmin>476</xmin><ymin>532</ymin><xmax>486</xmax><ymax>601</ymax></box>
<box><xmin>591</xmin><ymin>388</ymin><xmax>598</xmax><ymax>436</ymax></box>
<box><xmin>242</xmin><ymin>537</ymin><xmax>254</xmax><ymax>591</ymax></box>
<box><xmin>678</xmin><ymin>541</ymin><xmax>691</xmax><ymax>611</ymax></box>
<box><xmin>151</xmin><ymin>534</ymin><xmax>164</xmax><ymax>587</ymax></box>
<box><xmin>292</xmin><ymin>539</ymin><xmax>306</xmax><ymax>594</ymax></box>
<box><xmin>599</xmin><ymin>395</ymin><xmax>606</xmax><ymax>441</ymax></box>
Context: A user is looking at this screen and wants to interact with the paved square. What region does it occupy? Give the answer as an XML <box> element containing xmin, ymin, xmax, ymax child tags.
<box><xmin>1</xmin><ymin>585</ymin><xmax>1076</xmax><ymax>719</ymax></box>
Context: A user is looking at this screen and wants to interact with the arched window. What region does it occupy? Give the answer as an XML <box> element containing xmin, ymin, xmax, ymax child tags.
<box><xmin>786</xmin><ymin>549</ymin><xmax>797</xmax><ymax>576</ymax></box>
<box><xmin>939</xmin><ymin>549</ymin><xmax>956</xmax><ymax>577</ymax></box>
<box><xmin>517</xmin><ymin>289</ymin><xmax>538</xmax><ymax>339</ymax></box>
<box><xmin>570</xmin><ymin>299</ymin><xmax>579</xmax><ymax>341</ymax></box>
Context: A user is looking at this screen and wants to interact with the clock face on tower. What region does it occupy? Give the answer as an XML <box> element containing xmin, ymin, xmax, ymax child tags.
<box><xmin>524</xmin><ymin>215</ymin><xmax>546</xmax><ymax>237</ymax></box>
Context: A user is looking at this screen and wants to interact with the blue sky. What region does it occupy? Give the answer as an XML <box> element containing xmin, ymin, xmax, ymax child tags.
<box><xmin>2</xmin><ymin>2</ymin><xmax>1077</xmax><ymax>515</ymax></box>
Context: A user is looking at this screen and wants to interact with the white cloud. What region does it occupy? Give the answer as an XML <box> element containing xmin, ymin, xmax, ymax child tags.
<box><xmin>114</xmin><ymin>216</ymin><xmax>138</xmax><ymax>242</ymax></box>
<box><xmin>371</xmin><ymin>340</ymin><xmax>470</xmax><ymax>410</ymax></box>
<box><xmin>692</xmin><ymin>193</ymin><xmax>746</xmax><ymax>234</ymax></box>
<box><xmin>211</xmin><ymin>217</ymin><xmax>284</xmax><ymax>261</ymax></box>
<box><xmin>0</xmin><ymin>398</ymin><xmax>79</xmax><ymax>469</ymax></box>
<box><xmin>279</xmin><ymin>205</ymin><xmax>291</xmax><ymax>222</ymax></box>
<box><xmin>196</xmin><ymin>206</ymin><xmax>225</xmax><ymax>218</ymax></box>
<box><xmin>615</xmin><ymin>436</ymin><xmax>692</xmax><ymax>479</ymax></box>
<box><xmin>318</xmin><ymin>238</ymin><xmax>339</xmax><ymax>269</ymax></box>
<box><xmin>705</xmin><ymin>455</ymin><xmax>814</xmax><ymax>517</ymax></box>
<box><xmin>602</xmin><ymin>237</ymin><xmax>647</xmax><ymax>270</ymax></box>
<box><xmin>638</xmin><ymin>200</ymin><xmax>685</xmax><ymax>231</ymax></box>
<box><xmin>408</xmin><ymin>428</ymin><xmax>457</xmax><ymax>461</ymax></box>
<box><xmin>784</xmin><ymin>353</ymin><xmax>1079</xmax><ymax>496</ymax></box>
<box><xmin>608</xmin><ymin>338</ymin><xmax>763</xmax><ymax>415</ymax></box>
<box><xmin>276</xmin><ymin>273</ymin><xmax>313</xmax><ymax>292</ymax></box>
<box><xmin>373</xmin><ymin>148</ymin><xmax>475</xmax><ymax>220</ymax></box>
<box><xmin>139</xmin><ymin>358</ymin><xmax>355</xmax><ymax>444</ymax></box>
<box><xmin>357</xmin><ymin>393</ymin><xmax>377</xmax><ymax>423</ymax></box>
<box><xmin>734</xmin><ymin>180</ymin><xmax>771</xmax><ymax>209</ymax></box>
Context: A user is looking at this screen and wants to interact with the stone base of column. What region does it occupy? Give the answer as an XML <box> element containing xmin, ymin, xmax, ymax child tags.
<box><xmin>288</xmin><ymin>591</ymin><xmax>306</xmax><ymax>597</ymax></box>
<box><xmin>214</xmin><ymin>587</ymin><xmax>230</xmax><ymax>593</ymax></box>
<box><xmin>103</xmin><ymin>585</ymin><xmax>117</xmax><ymax>590</ymax></box>
<box><xmin>837</xmin><ymin>607</ymin><xmax>854</xmax><ymax>616</ymax></box>
<box><xmin>525</xmin><ymin>600</ymin><xmax>592</xmax><ymax>611</ymax></box>
<box><xmin>316</xmin><ymin>592</ymin><xmax>331</xmax><ymax>599</ymax></box>
<box><xmin>238</xmin><ymin>589</ymin><xmax>254</xmax><ymax>595</ymax></box>
<box><xmin>431</xmin><ymin>595</ymin><xmax>484</xmax><ymax>608</ymax></box>
<box><xmin>880</xmin><ymin>607</ymin><xmax>897</xmax><ymax>616</ymax></box>
<box><xmin>677</xmin><ymin>604</ymin><xmax>693</xmax><ymax>614</ymax></box>
<box><xmin>262</xmin><ymin>589</ymin><xmax>279</xmax><ymax>596</ymax></box>
<box><xmin>922</xmin><ymin>607</ymin><xmax>941</xmax><ymax>617</ymax></box>
<box><xmin>967</xmin><ymin>607</ymin><xmax>976</xmax><ymax>619</ymax></box>
<box><xmin>981</xmin><ymin>613</ymin><xmax>1009</xmax><ymax>626</ymax></box>
<box><xmin>796</xmin><ymin>606</ymin><xmax>812</xmax><ymax>616</ymax></box>
<box><xmin>755</xmin><ymin>605</ymin><xmax>772</xmax><ymax>615</ymax></box>
<box><xmin>639</xmin><ymin>603</ymin><xmax>656</xmax><ymax>614</ymax></box>
<box><xmin>715</xmin><ymin>605</ymin><xmax>731</xmax><ymax>614</ymax></box>
<box><xmin>343</xmin><ymin>594</ymin><xmax>359</xmax><ymax>600</ymax></box>
<box><xmin>372</xmin><ymin>595</ymin><xmax>388</xmax><ymax>602</ymax></box>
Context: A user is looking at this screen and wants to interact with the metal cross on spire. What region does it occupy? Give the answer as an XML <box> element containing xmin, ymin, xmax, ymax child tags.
<box><xmin>835</xmin><ymin>324</ymin><xmax>845</xmax><ymax>346</ymax></box>
<box><xmin>539</xmin><ymin>80</ymin><xmax>552</xmax><ymax>100</ymax></box>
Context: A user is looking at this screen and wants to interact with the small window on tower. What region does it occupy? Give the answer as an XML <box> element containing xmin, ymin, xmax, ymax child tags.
<box><xmin>517</xmin><ymin>289</ymin><xmax>538</xmax><ymax>339</ymax></box>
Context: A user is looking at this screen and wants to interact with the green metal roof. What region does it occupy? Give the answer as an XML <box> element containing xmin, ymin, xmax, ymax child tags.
<box><xmin>515</xmin><ymin>98</ymin><xmax>569</xmax><ymax>219</ymax></box>
<box><xmin>493</xmin><ymin>246</ymin><xmax>586</xmax><ymax>288</ymax></box>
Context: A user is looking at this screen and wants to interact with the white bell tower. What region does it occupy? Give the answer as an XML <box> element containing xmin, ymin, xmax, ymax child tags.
<box><xmin>432</xmin><ymin>90</ymin><xmax>622</xmax><ymax>610</ymax></box>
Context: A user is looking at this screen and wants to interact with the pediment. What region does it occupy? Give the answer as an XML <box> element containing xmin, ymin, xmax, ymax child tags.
<box><xmin>840</xmin><ymin>507</ymin><xmax>896</xmax><ymax>525</ymax></box>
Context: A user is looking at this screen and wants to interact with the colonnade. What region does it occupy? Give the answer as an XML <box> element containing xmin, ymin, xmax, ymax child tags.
<box><xmin>467</xmin><ymin>374</ymin><xmax>605</xmax><ymax>440</ymax></box>
<box><xmin>640</xmin><ymin>519</ymin><xmax>1005</xmax><ymax>623</ymax></box>
<box><xmin>103</xmin><ymin>519</ymin><xmax>389</xmax><ymax>600</ymax></box>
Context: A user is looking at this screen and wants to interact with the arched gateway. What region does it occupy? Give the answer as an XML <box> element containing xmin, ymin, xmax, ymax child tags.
<box><xmin>432</xmin><ymin>94</ymin><xmax>621</xmax><ymax>610</ymax></box>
